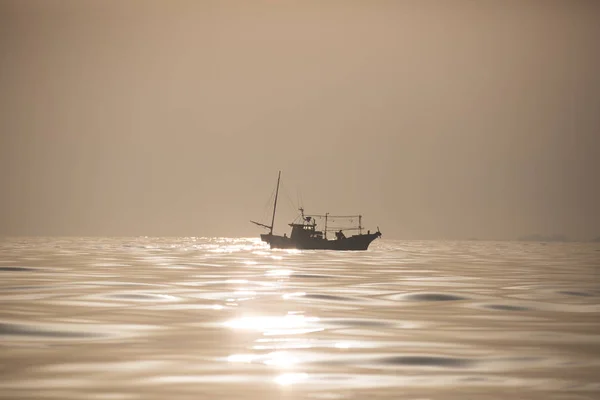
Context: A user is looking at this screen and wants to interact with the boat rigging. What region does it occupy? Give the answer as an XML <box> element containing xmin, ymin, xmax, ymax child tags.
<box><xmin>250</xmin><ymin>171</ymin><xmax>381</xmax><ymax>250</ymax></box>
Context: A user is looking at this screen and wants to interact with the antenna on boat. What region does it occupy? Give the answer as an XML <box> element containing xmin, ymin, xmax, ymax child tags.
<box><xmin>269</xmin><ymin>171</ymin><xmax>281</xmax><ymax>235</ymax></box>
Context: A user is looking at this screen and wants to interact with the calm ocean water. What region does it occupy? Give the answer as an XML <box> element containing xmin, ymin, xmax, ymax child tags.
<box><xmin>1</xmin><ymin>237</ymin><xmax>599</xmax><ymax>399</ymax></box>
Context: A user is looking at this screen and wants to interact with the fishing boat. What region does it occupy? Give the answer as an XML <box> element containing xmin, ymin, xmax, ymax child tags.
<box><xmin>250</xmin><ymin>171</ymin><xmax>381</xmax><ymax>250</ymax></box>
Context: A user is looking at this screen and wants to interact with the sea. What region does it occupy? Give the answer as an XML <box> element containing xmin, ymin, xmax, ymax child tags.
<box><xmin>1</xmin><ymin>237</ymin><xmax>599</xmax><ymax>400</ymax></box>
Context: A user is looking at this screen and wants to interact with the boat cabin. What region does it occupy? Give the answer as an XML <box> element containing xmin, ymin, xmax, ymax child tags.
<box><xmin>289</xmin><ymin>220</ymin><xmax>324</xmax><ymax>241</ymax></box>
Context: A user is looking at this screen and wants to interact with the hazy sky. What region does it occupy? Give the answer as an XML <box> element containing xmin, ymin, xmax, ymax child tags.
<box><xmin>1</xmin><ymin>0</ymin><xmax>599</xmax><ymax>240</ymax></box>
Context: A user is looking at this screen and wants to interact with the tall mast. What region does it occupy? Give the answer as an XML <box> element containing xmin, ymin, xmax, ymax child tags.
<box><xmin>270</xmin><ymin>171</ymin><xmax>281</xmax><ymax>235</ymax></box>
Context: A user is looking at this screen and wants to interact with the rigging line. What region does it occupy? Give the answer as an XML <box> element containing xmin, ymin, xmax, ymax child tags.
<box><xmin>297</xmin><ymin>189</ymin><xmax>304</xmax><ymax>210</ymax></box>
<box><xmin>261</xmin><ymin>185</ymin><xmax>277</xmax><ymax>224</ymax></box>
<box><xmin>279</xmin><ymin>181</ymin><xmax>298</xmax><ymax>215</ymax></box>
<box><xmin>262</xmin><ymin>188</ymin><xmax>275</xmax><ymax>220</ymax></box>
<box><xmin>304</xmin><ymin>215</ymin><xmax>361</xmax><ymax>218</ymax></box>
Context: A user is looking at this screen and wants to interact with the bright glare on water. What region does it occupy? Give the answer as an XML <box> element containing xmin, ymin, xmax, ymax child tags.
<box><xmin>1</xmin><ymin>237</ymin><xmax>599</xmax><ymax>399</ymax></box>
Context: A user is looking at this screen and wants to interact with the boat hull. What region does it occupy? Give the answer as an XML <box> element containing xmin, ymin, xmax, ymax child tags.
<box><xmin>260</xmin><ymin>232</ymin><xmax>381</xmax><ymax>251</ymax></box>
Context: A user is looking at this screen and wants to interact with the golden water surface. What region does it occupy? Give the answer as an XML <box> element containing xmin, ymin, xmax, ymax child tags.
<box><xmin>1</xmin><ymin>237</ymin><xmax>599</xmax><ymax>399</ymax></box>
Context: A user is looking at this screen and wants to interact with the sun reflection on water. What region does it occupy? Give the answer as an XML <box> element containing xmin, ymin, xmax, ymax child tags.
<box><xmin>274</xmin><ymin>372</ymin><xmax>309</xmax><ymax>386</ymax></box>
<box><xmin>262</xmin><ymin>351</ymin><xmax>298</xmax><ymax>367</ymax></box>
<box><xmin>227</xmin><ymin>351</ymin><xmax>299</xmax><ymax>368</ymax></box>
<box><xmin>4</xmin><ymin>237</ymin><xmax>598</xmax><ymax>397</ymax></box>
<box><xmin>224</xmin><ymin>314</ymin><xmax>323</xmax><ymax>336</ymax></box>
<box><xmin>266</xmin><ymin>269</ymin><xmax>293</xmax><ymax>277</ymax></box>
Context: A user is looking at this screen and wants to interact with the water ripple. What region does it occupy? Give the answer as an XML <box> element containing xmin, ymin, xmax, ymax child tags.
<box><xmin>0</xmin><ymin>237</ymin><xmax>598</xmax><ymax>399</ymax></box>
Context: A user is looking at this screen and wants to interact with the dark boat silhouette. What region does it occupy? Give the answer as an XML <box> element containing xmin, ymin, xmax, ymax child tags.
<box><xmin>251</xmin><ymin>172</ymin><xmax>381</xmax><ymax>250</ymax></box>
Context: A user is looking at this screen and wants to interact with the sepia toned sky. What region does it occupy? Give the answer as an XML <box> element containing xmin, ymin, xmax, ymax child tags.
<box><xmin>1</xmin><ymin>0</ymin><xmax>599</xmax><ymax>240</ymax></box>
